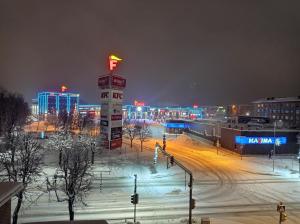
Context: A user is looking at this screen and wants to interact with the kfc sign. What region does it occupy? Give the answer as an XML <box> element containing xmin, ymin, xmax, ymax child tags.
<box><xmin>113</xmin><ymin>92</ymin><xmax>123</xmax><ymax>99</ymax></box>
<box><xmin>101</xmin><ymin>92</ymin><xmax>109</xmax><ymax>99</ymax></box>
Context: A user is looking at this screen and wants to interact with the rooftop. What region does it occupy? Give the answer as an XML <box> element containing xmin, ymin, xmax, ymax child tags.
<box><xmin>252</xmin><ymin>96</ymin><xmax>300</xmax><ymax>104</ymax></box>
<box><xmin>0</xmin><ymin>182</ymin><xmax>23</xmax><ymax>207</ymax></box>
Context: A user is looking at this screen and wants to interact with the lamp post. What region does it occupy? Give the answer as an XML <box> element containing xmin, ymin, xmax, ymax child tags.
<box><xmin>272</xmin><ymin>121</ymin><xmax>276</xmax><ymax>172</ymax></box>
<box><xmin>272</xmin><ymin>120</ymin><xmax>282</xmax><ymax>172</ymax></box>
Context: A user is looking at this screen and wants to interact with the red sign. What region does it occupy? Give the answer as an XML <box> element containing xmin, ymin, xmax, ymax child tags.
<box><xmin>111</xmin><ymin>114</ymin><xmax>122</xmax><ymax>120</ymax></box>
<box><xmin>98</xmin><ymin>76</ymin><xmax>109</xmax><ymax>88</ymax></box>
<box><xmin>112</xmin><ymin>76</ymin><xmax>126</xmax><ymax>88</ymax></box>
<box><xmin>134</xmin><ymin>100</ymin><xmax>145</xmax><ymax>107</ymax></box>
<box><xmin>109</xmin><ymin>55</ymin><xmax>122</xmax><ymax>71</ymax></box>
<box><xmin>110</xmin><ymin>139</ymin><xmax>122</xmax><ymax>149</ymax></box>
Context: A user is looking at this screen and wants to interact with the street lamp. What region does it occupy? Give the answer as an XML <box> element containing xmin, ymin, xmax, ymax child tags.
<box><xmin>272</xmin><ymin>120</ymin><xmax>283</xmax><ymax>172</ymax></box>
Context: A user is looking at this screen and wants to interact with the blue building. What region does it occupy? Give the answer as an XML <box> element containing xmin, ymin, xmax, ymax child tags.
<box><xmin>37</xmin><ymin>91</ymin><xmax>79</xmax><ymax>115</ymax></box>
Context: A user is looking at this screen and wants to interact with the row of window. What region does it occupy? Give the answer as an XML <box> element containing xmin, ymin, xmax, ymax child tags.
<box><xmin>271</xmin><ymin>115</ymin><xmax>300</xmax><ymax>121</ymax></box>
<box><xmin>257</xmin><ymin>102</ymin><xmax>300</xmax><ymax>108</ymax></box>
<box><xmin>257</xmin><ymin>109</ymin><xmax>300</xmax><ymax>114</ymax></box>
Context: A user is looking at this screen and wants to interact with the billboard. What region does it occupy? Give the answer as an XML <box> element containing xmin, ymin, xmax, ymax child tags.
<box><xmin>100</xmin><ymin>89</ymin><xmax>123</xmax><ymax>103</ymax></box>
<box><xmin>98</xmin><ymin>76</ymin><xmax>110</xmax><ymax>89</ymax></box>
<box><xmin>110</xmin><ymin>139</ymin><xmax>122</xmax><ymax>149</ymax></box>
<box><xmin>100</xmin><ymin>120</ymin><xmax>109</xmax><ymax>126</ymax></box>
<box><xmin>111</xmin><ymin>127</ymin><xmax>122</xmax><ymax>140</ymax></box>
<box><xmin>112</xmin><ymin>75</ymin><xmax>126</xmax><ymax>88</ymax></box>
<box><xmin>235</xmin><ymin>136</ymin><xmax>287</xmax><ymax>145</ymax></box>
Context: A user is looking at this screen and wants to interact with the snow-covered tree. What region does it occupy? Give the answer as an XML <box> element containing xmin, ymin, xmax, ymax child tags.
<box><xmin>0</xmin><ymin>132</ymin><xmax>43</xmax><ymax>224</ymax></box>
<box><xmin>47</xmin><ymin>131</ymin><xmax>73</xmax><ymax>165</ymax></box>
<box><xmin>77</xmin><ymin>134</ymin><xmax>96</xmax><ymax>164</ymax></box>
<box><xmin>136</xmin><ymin>122</ymin><xmax>152</xmax><ymax>152</ymax></box>
<box><xmin>46</xmin><ymin>139</ymin><xmax>93</xmax><ymax>221</ymax></box>
<box><xmin>123</xmin><ymin>121</ymin><xmax>139</xmax><ymax>148</ymax></box>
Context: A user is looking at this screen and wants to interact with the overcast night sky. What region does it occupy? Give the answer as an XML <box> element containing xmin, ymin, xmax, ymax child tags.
<box><xmin>0</xmin><ymin>0</ymin><xmax>299</xmax><ymax>106</ymax></box>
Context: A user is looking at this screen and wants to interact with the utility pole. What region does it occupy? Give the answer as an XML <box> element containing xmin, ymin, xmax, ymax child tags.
<box><xmin>131</xmin><ymin>174</ymin><xmax>138</xmax><ymax>223</ymax></box>
<box><xmin>155</xmin><ymin>142</ymin><xmax>194</xmax><ymax>224</ymax></box>
<box><xmin>272</xmin><ymin>121</ymin><xmax>276</xmax><ymax>172</ymax></box>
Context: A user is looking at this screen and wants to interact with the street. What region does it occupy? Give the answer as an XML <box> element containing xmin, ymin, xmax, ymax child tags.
<box><xmin>16</xmin><ymin>126</ymin><xmax>300</xmax><ymax>224</ymax></box>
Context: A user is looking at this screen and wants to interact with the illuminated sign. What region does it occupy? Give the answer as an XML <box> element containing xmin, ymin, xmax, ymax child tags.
<box><xmin>61</xmin><ymin>85</ymin><xmax>68</xmax><ymax>92</ymax></box>
<box><xmin>109</xmin><ymin>54</ymin><xmax>122</xmax><ymax>71</ymax></box>
<box><xmin>111</xmin><ymin>114</ymin><xmax>122</xmax><ymax>120</ymax></box>
<box><xmin>113</xmin><ymin>92</ymin><xmax>123</xmax><ymax>99</ymax></box>
<box><xmin>134</xmin><ymin>100</ymin><xmax>145</xmax><ymax>107</ymax></box>
<box><xmin>112</xmin><ymin>76</ymin><xmax>126</xmax><ymax>88</ymax></box>
<box><xmin>98</xmin><ymin>76</ymin><xmax>110</xmax><ymax>88</ymax></box>
<box><xmin>235</xmin><ymin>136</ymin><xmax>287</xmax><ymax>145</ymax></box>
<box><xmin>165</xmin><ymin>123</ymin><xmax>189</xmax><ymax>129</ymax></box>
<box><xmin>101</xmin><ymin>92</ymin><xmax>109</xmax><ymax>99</ymax></box>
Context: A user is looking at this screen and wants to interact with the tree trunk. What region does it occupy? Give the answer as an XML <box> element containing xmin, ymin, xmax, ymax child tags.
<box><xmin>140</xmin><ymin>141</ymin><xmax>143</xmax><ymax>152</ymax></box>
<box><xmin>91</xmin><ymin>151</ymin><xmax>95</xmax><ymax>164</ymax></box>
<box><xmin>68</xmin><ymin>198</ymin><xmax>74</xmax><ymax>221</ymax></box>
<box><xmin>59</xmin><ymin>150</ymin><xmax>62</xmax><ymax>165</ymax></box>
<box><xmin>12</xmin><ymin>191</ymin><xmax>23</xmax><ymax>224</ymax></box>
<box><xmin>130</xmin><ymin>139</ymin><xmax>133</xmax><ymax>148</ymax></box>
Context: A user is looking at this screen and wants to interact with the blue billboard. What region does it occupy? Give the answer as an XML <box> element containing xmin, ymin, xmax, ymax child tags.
<box><xmin>165</xmin><ymin>123</ymin><xmax>189</xmax><ymax>129</ymax></box>
<box><xmin>235</xmin><ymin>136</ymin><xmax>287</xmax><ymax>145</ymax></box>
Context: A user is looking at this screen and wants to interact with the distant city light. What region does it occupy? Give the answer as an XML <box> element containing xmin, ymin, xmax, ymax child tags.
<box><xmin>134</xmin><ymin>100</ymin><xmax>145</xmax><ymax>107</ymax></box>
<box><xmin>61</xmin><ymin>85</ymin><xmax>68</xmax><ymax>92</ymax></box>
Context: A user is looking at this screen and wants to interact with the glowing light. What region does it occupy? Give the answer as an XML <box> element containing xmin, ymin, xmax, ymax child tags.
<box><xmin>134</xmin><ymin>100</ymin><xmax>145</xmax><ymax>107</ymax></box>
<box><xmin>235</xmin><ymin>136</ymin><xmax>287</xmax><ymax>145</ymax></box>
<box><xmin>109</xmin><ymin>54</ymin><xmax>122</xmax><ymax>71</ymax></box>
<box><xmin>61</xmin><ymin>85</ymin><xmax>68</xmax><ymax>92</ymax></box>
<box><xmin>137</xmin><ymin>106</ymin><xmax>142</xmax><ymax>112</ymax></box>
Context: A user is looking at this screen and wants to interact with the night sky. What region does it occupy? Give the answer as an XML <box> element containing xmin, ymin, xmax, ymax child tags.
<box><xmin>0</xmin><ymin>0</ymin><xmax>299</xmax><ymax>106</ymax></box>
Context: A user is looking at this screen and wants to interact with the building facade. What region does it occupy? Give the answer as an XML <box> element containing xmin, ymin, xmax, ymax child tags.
<box><xmin>37</xmin><ymin>91</ymin><xmax>79</xmax><ymax>115</ymax></box>
<box><xmin>253</xmin><ymin>97</ymin><xmax>300</xmax><ymax>129</ymax></box>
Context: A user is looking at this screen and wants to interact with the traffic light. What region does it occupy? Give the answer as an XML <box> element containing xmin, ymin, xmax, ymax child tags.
<box><xmin>170</xmin><ymin>156</ymin><xmax>174</xmax><ymax>166</ymax></box>
<box><xmin>163</xmin><ymin>134</ymin><xmax>166</xmax><ymax>148</ymax></box>
<box><xmin>131</xmin><ymin>193</ymin><xmax>139</xmax><ymax>204</ymax></box>
<box><xmin>191</xmin><ymin>198</ymin><xmax>196</xmax><ymax>209</ymax></box>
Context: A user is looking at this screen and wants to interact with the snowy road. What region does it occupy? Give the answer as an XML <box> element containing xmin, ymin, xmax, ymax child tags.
<box><xmin>16</xmin><ymin>128</ymin><xmax>300</xmax><ymax>224</ymax></box>
<box><xmin>142</xmin><ymin>134</ymin><xmax>300</xmax><ymax>224</ymax></box>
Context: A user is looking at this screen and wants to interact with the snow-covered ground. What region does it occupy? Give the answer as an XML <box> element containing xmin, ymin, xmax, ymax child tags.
<box><xmin>15</xmin><ymin>125</ymin><xmax>300</xmax><ymax>224</ymax></box>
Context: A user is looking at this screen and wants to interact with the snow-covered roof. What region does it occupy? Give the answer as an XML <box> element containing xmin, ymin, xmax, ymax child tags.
<box><xmin>0</xmin><ymin>182</ymin><xmax>23</xmax><ymax>207</ymax></box>
<box><xmin>252</xmin><ymin>96</ymin><xmax>300</xmax><ymax>104</ymax></box>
